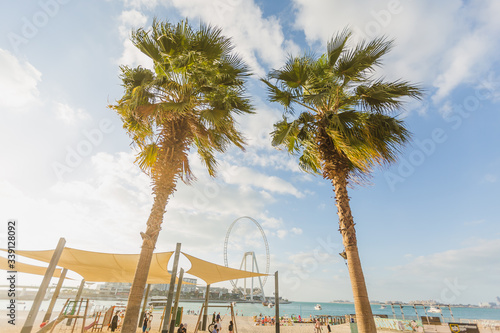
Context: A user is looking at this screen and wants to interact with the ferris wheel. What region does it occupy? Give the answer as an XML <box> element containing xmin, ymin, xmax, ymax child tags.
<box><xmin>223</xmin><ymin>216</ymin><xmax>270</xmax><ymax>292</ymax></box>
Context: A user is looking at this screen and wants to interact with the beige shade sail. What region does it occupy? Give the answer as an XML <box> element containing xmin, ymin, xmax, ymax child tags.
<box><xmin>3</xmin><ymin>248</ymin><xmax>268</xmax><ymax>285</ymax></box>
<box><xmin>182</xmin><ymin>252</ymin><xmax>268</xmax><ymax>285</ymax></box>
<box><xmin>3</xmin><ymin>248</ymin><xmax>173</xmax><ymax>284</ymax></box>
<box><xmin>0</xmin><ymin>259</ymin><xmax>64</xmax><ymax>278</ymax></box>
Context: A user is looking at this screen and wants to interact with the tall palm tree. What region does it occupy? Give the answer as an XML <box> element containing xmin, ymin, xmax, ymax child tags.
<box><xmin>109</xmin><ymin>19</ymin><xmax>253</xmax><ymax>333</ymax></box>
<box><xmin>261</xmin><ymin>29</ymin><xmax>422</xmax><ymax>333</ymax></box>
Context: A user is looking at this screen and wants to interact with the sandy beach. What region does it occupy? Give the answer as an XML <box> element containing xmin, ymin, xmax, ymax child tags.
<box><xmin>1</xmin><ymin>310</ymin><xmax>497</xmax><ymax>333</ymax></box>
<box><xmin>0</xmin><ymin>311</ymin><xmax>368</xmax><ymax>333</ymax></box>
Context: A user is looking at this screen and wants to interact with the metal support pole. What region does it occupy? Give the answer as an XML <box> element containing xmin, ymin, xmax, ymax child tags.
<box><xmin>21</xmin><ymin>237</ymin><xmax>66</xmax><ymax>333</ymax></box>
<box><xmin>139</xmin><ymin>284</ymin><xmax>152</xmax><ymax>327</ymax></box>
<box><xmin>275</xmin><ymin>271</ymin><xmax>280</xmax><ymax>333</ymax></box>
<box><xmin>43</xmin><ymin>268</ymin><xmax>68</xmax><ymax>322</ymax></box>
<box><xmin>243</xmin><ymin>254</ymin><xmax>247</xmax><ymax>298</ymax></box>
<box><xmin>67</xmin><ymin>279</ymin><xmax>85</xmax><ymax>325</ymax></box>
<box><xmin>237</xmin><ymin>256</ymin><xmax>245</xmax><ymax>296</ymax></box>
<box><xmin>253</xmin><ymin>254</ymin><xmax>265</xmax><ymax>301</ymax></box>
<box><xmin>202</xmin><ymin>285</ymin><xmax>210</xmax><ymax>330</ymax></box>
<box><xmin>169</xmin><ymin>268</ymin><xmax>184</xmax><ymax>333</ymax></box>
<box><xmin>161</xmin><ymin>243</ymin><xmax>181</xmax><ymax>333</ymax></box>
<box><xmin>251</xmin><ymin>253</ymin><xmax>254</xmax><ymax>301</ymax></box>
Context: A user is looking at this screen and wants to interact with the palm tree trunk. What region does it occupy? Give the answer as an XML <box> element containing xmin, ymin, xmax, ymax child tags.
<box><xmin>121</xmin><ymin>127</ymin><xmax>187</xmax><ymax>333</ymax></box>
<box><xmin>331</xmin><ymin>172</ymin><xmax>376</xmax><ymax>333</ymax></box>
<box><xmin>120</xmin><ymin>188</ymin><xmax>171</xmax><ymax>333</ymax></box>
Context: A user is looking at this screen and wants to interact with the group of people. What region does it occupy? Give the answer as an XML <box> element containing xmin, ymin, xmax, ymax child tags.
<box><xmin>178</xmin><ymin>323</ymin><xmax>187</xmax><ymax>333</ymax></box>
<box><xmin>254</xmin><ymin>315</ymin><xmax>276</xmax><ymax>326</ymax></box>
<box><xmin>211</xmin><ymin>319</ymin><xmax>233</xmax><ymax>333</ymax></box>
<box><xmin>141</xmin><ymin>312</ymin><xmax>154</xmax><ymax>332</ymax></box>
<box><xmin>210</xmin><ymin>311</ymin><xmax>234</xmax><ymax>333</ymax></box>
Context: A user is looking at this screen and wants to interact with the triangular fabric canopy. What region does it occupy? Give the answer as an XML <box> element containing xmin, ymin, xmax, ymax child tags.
<box><xmin>182</xmin><ymin>252</ymin><xmax>268</xmax><ymax>285</ymax></box>
<box><xmin>5</xmin><ymin>248</ymin><xmax>173</xmax><ymax>284</ymax></box>
<box><xmin>0</xmin><ymin>259</ymin><xmax>64</xmax><ymax>278</ymax></box>
<box><xmin>3</xmin><ymin>248</ymin><xmax>268</xmax><ymax>285</ymax></box>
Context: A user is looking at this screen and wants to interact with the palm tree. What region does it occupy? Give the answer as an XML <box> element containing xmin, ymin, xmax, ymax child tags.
<box><xmin>109</xmin><ymin>19</ymin><xmax>253</xmax><ymax>333</ymax></box>
<box><xmin>261</xmin><ymin>29</ymin><xmax>422</xmax><ymax>333</ymax></box>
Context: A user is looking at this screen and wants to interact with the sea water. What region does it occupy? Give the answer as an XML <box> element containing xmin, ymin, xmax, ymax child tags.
<box><xmin>2</xmin><ymin>300</ymin><xmax>499</xmax><ymax>321</ymax></box>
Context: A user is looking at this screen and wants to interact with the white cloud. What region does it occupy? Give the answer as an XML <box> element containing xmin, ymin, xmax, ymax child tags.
<box><xmin>117</xmin><ymin>10</ymin><xmax>152</xmax><ymax>68</ymax></box>
<box><xmin>432</xmin><ymin>30</ymin><xmax>491</xmax><ymax>103</ymax></box>
<box><xmin>281</xmin><ymin>249</ymin><xmax>340</xmax><ymax>292</ymax></box>
<box><xmin>54</xmin><ymin>102</ymin><xmax>91</xmax><ymax>124</ymax></box>
<box><xmin>438</xmin><ymin>101</ymin><xmax>453</xmax><ymax>118</ymax></box>
<box><xmin>260</xmin><ymin>217</ymin><xmax>284</xmax><ymax>229</ymax></box>
<box><xmin>220</xmin><ymin>163</ymin><xmax>303</xmax><ymax>198</ymax></box>
<box><xmin>123</xmin><ymin>0</ymin><xmax>159</xmax><ymax>9</ymax></box>
<box><xmin>118</xmin><ymin>9</ymin><xmax>149</xmax><ymax>38</ymax></box>
<box><xmin>277</xmin><ymin>230</ymin><xmax>288</xmax><ymax>239</ymax></box>
<box><xmin>0</xmin><ymin>152</ymin><xmax>153</xmax><ymax>253</ymax></box>
<box><xmin>163</xmin><ymin>0</ymin><xmax>298</xmax><ymax>76</ymax></box>
<box><xmin>0</xmin><ymin>49</ymin><xmax>41</xmax><ymax>109</ymax></box>
<box><xmin>483</xmin><ymin>174</ymin><xmax>497</xmax><ymax>183</ymax></box>
<box><xmin>292</xmin><ymin>0</ymin><xmax>500</xmax><ymax>112</ymax></box>
<box><xmin>376</xmin><ymin>239</ymin><xmax>500</xmax><ymax>303</ymax></box>
<box><xmin>276</xmin><ymin>226</ymin><xmax>303</xmax><ymax>239</ymax></box>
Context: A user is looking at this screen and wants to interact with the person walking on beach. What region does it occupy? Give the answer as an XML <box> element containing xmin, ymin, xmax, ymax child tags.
<box><xmin>142</xmin><ymin>313</ymin><xmax>149</xmax><ymax>333</ymax></box>
<box><xmin>215</xmin><ymin>319</ymin><xmax>222</xmax><ymax>332</ymax></box>
<box><xmin>212</xmin><ymin>312</ymin><xmax>216</xmax><ymax>324</ymax></box>
<box><xmin>228</xmin><ymin>320</ymin><xmax>234</xmax><ymax>333</ymax></box>
<box><xmin>110</xmin><ymin>312</ymin><xmax>119</xmax><ymax>332</ymax></box>
<box><xmin>146</xmin><ymin>315</ymin><xmax>153</xmax><ymax>332</ymax></box>
<box><xmin>315</xmin><ymin>319</ymin><xmax>322</xmax><ymax>333</ymax></box>
<box><xmin>327</xmin><ymin>323</ymin><xmax>331</xmax><ymax>333</ymax></box>
<box><xmin>216</xmin><ymin>312</ymin><xmax>221</xmax><ymax>322</ymax></box>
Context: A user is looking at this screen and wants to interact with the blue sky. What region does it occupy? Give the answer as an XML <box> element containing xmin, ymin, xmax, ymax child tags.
<box><xmin>1</xmin><ymin>0</ymin><xmax>499</xmax><ymax>305</ymax></box>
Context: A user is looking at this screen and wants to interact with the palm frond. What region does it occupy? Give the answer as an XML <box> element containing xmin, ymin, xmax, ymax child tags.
<box><xmin>327</xmin><ymin>27</ymin><xmax>352</xmax><ymax>68</ymax></box>
<box><xmin>356</xmin><ymin>80</ymin><xmax>424</xmax><ymax>113</ymax></box>
<box><xmin>335</xmin><ymin>36</ymin><xmax>393</xmax><ymax>84</ymax></box>
<box><xmin>261</xmin><ymin>79</ymin><xmax>296</xmax><ymax>112</ymax></box>
<box><xmin>263</xmin><ymin>29</ymin><xmax>423</xmax><ymax>184</ymax></box>
<box><xmin>134</xmin><ymin>143</ymin><xmax>159</xmax><ymax>175</ymax></box>
<box><xmin>193</xmin><ymin>136</ymin><xmax>218</xmax><ymax>177</ymax></box>
<box><xmin>111</xmin><ymin>18</ymin><xmax>253</xmax><ymax>186</ymax></box>
<box><xmin>298</xmin><ymin>139</ymin><xmax>322</xmax><ymax>174</ymax></box>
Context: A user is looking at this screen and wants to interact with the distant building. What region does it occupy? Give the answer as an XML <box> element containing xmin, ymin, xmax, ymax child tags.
<box><xmin>150</xmin><ymin>277</ymin><xmax>198</xmax><ymax>294</ymax></box>
<box><xmin>99</xmin><ymin>282</ymin><xmax>132</xmax><ymax>297</ymax></box>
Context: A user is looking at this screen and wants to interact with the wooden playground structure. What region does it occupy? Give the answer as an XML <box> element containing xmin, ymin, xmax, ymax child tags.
<box><xmin>37</xmin><ymin>299</ymin><xmax>115</xmax><ymax>333</ymax></box>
